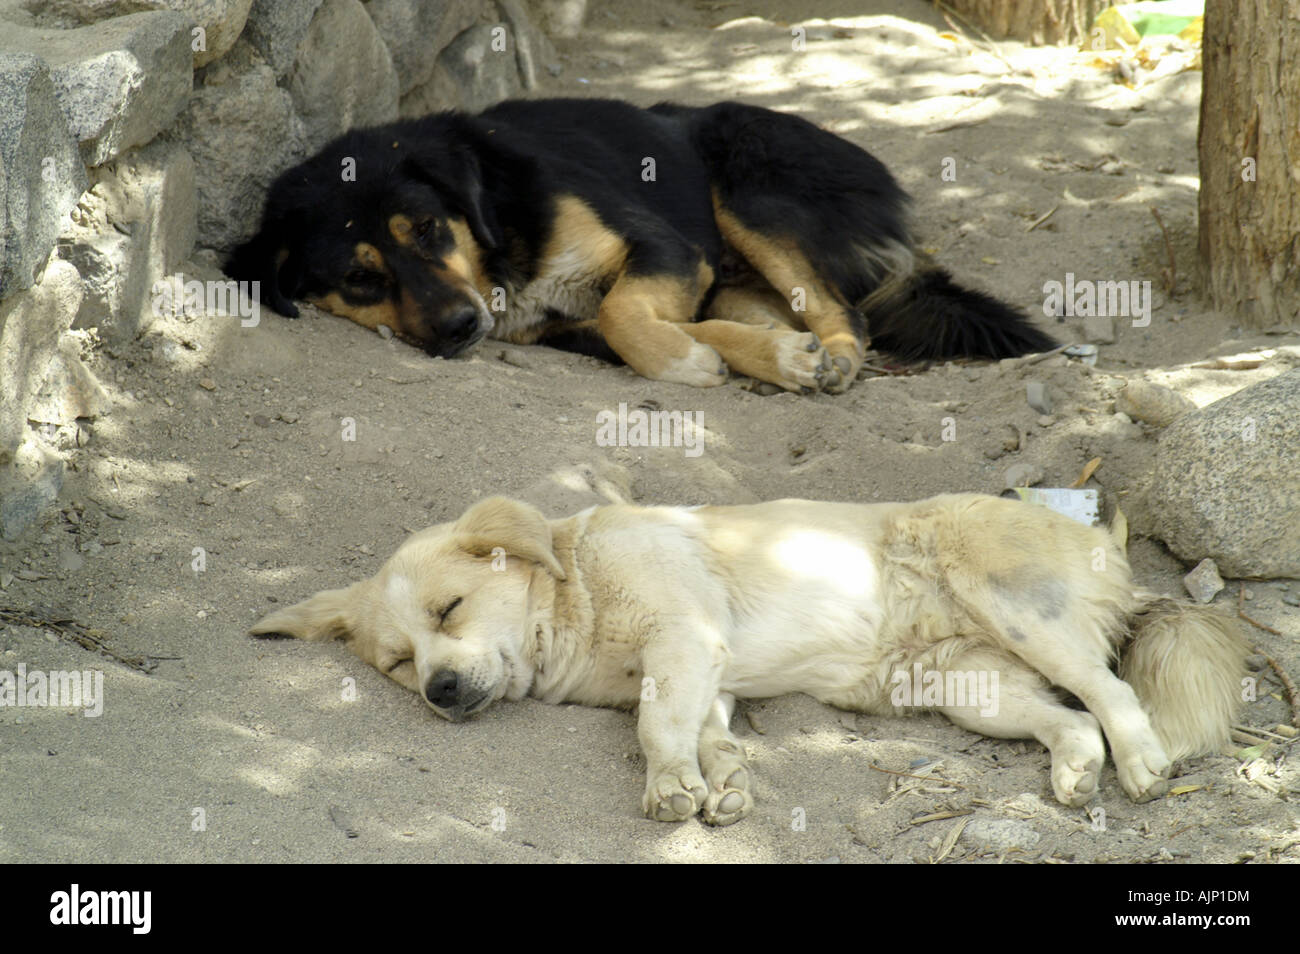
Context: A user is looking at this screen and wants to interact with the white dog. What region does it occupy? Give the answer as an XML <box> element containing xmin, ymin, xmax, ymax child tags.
<box><xmin>252</xmin><ymin>493</ymin><xmax>1248</xmax><ymax>826</ymax></box>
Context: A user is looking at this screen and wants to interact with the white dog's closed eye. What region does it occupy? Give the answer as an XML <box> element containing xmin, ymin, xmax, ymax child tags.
<box><xmin>427</xmin><ymin>597</ymin><xmax>462</xmax><ymax>633</ymax></box>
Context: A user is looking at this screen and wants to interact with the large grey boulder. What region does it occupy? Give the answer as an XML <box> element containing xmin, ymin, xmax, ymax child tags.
<box><xmin>0</xmin><ymin>54</ymin><xmax>86</xmax><ymax>299</ymax></box>
<box><xmin>367</xmin><ymin>0</ymin><xmax>482</xmax><ymax>95</ymax></box>
<box><xmin>0</xmin><ymin>443</ymin><xmax>64</xmax><ymax>541</ymax></box>
<box><xmin>26</xmin><ymin>0</ymin><xmax>253</xmax><ymax>67</ymax></box>
<box><xmin>0</xmin><ymin>258</ymin><xmax>83</xmax><ymax>459</ymax></box>
<box><xmin>57</xmin><ymin>138</ymin><xmax>197</xmax><ymax>341</ymax></box>
<box><xmin>170</xmin><ymin>40</ymin><xmax>304</xmax><ymax>253</ymax></box>
<box><xmin>402</xmin><ymin>23</ymin><xmax>520</xmax><ymax>117</ymax></box>
<box><xmin>242</xmin><ymin>0</ymin><xmax>323</xmax><ymax>78</ymax></box>
<box><xmin>1149</xmin><ymin>368</ymin><xmax>1300</xmax><ymax>578</ymax></box>
<box><xmin>288</xmin><ymin>0</ymin><xmax>399</xmax><ymax>152</ymax></box>
<box><xmin>0</xmin><ymin>12</ymin><xmax>194</xmax><ymax>167</ymax></box>
<box><xmin>494</xmin><ymin>0</ymin><xmax>558</xmax><ymax>90</ymax></box>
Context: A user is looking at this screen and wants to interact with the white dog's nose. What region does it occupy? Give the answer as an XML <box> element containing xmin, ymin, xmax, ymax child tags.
<box><xmin>425</xmin><ymin>669</ymin><xmax>460</xmax><ymax>708</ymax></box>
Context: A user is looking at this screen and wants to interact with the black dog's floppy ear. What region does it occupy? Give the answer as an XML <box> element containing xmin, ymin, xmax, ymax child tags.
<box><xmin>403</xmin><ymin>144</ymin><xmax>503</xmax><ymax>251</ymax></box>
<box><xmin>225</xmin><ymin>221</ymin><xmax>304</xmax><ymax>318</ymax></box>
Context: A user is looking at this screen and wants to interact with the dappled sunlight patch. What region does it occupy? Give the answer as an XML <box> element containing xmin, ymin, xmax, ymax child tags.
<box><xmin>768</xmin><ymin>529</ymin><xmax>876</xmax><ymax>593</ymax></box>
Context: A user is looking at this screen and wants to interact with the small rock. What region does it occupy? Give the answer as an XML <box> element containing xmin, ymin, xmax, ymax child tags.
<box><xmin>1183</xmin><ymin>558</ymin><xmax>1225</xmax><ymax>604</ymax></box>
<box><xmin>280</xmin><ymin>412</ymin><xmax>300</xmax><ymax>424</ymax></box>
<box><xmin>1037</xmin><ymin>415</ymin><xmax>1055</xmax><ymax>427</ymax></box>
<box><xmin>1083</xmin><ymin>315</ymin><xmax>1116</xmax><ymax>344</ymax></box>
<box><xmin>961</xmin><ymin>818</ymin><xmax>1041</xmax><ymax>852</ymax></box>
<box><xmin>1025</xmin><ymin>381</ymin><xmax>1053</xmax><ymax>415</ymax></box>
<box><xmin>1244</xmin><ymin>654</ymin><xmax>1267</xmax><ymax>671</ymax></box>
<box><xmin>376</xmin><ymin>324</ymin><xmax>394</xmax><ymax>340</ymax></box>
<box><xmin>253</xmin><ymin>414</ymin><xmax>271</xmax><ymax>427</ymax></box>
<box><xmin>1004</xmin><ymin>463</ymin><xmax>1044</xmax><ymax>489</ymax></box>
<box><xmin>1282</xmin><ymin>593</ymin><xmax>1300</xmax><ymax>607</ymax></box>
<box><xmin>1117</xmin><ymin>379</ymin><xmax>1196</xmax><ymax>428</ymax></box>
<box><xmin>199</xmin><ymin>378</ymin><xmax>217</xmax><ymax>391</ymax></box>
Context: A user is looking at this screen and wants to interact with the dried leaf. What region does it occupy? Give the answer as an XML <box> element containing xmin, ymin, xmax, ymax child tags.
<box><xmin>935</xmin><ymin>817</ymin><xmax>969</xmax><ymax>863</ymax></box>
<box><xmin>1070</xmin><ymin>457</ymin><xmax>1102</xmax><ymax>488</ymax></box>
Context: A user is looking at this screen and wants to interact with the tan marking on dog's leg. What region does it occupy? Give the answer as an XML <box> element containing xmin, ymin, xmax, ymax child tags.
<box><xmin>598</xmin><ymin>272</ymin><xmax>726</xmax><ymax>387</ymax></box>
<box><xmin>697</xmin><ymin>693</ymin><xmax>753</xmax><ymax>826</ymax></box>
<box><xmin>681</xmin><ymin>319</ymin><xmax>830</xmax><ymax>392</ymax></box>
<box><xmin>714</xmin><ymin>197</ymin><xmax>864</xmax><ymax>392</ymax></box>
<box><xmin>705</xmin><ymin>286</ymin><xmax>804</xmax><ymax>330</ymax></box>
<box><xmin>934</xmin><ymin>648</ymin><xmax>1107</xmax><ymax>808</ymax></box>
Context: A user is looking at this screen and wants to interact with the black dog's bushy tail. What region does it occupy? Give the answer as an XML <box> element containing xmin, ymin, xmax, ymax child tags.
<box><xmin>861</xmin><ymin>263</ymin><xmax>1057</xmax><ymax>361</ymax></box>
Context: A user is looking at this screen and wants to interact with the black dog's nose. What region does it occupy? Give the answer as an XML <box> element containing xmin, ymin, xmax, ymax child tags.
<box><xmin>445</xmin><ymin>306</ymin><xmax>479</xmax><ymax>341</ymax></box>
<box><xmin>425</xmin><ymin>669</ymin><xmax>459</xmax><ymax>708</ymax></box>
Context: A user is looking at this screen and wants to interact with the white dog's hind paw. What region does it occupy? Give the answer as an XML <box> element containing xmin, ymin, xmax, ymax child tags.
<box><xmin>643</xmin><ymin>769</ymin><xmax>708</xmax><ymax>822</ymax></box>
<box><xmin>1053</xmin><ymin>756</ymin><xmax>1102</xmax><ymax>808</ymax></box>
<box><xmin>1049</xmin><ymin>712</ymin><xmax>1107</xmax><ymax>807</ymax></box>
<box><xmin>702</xmin><ymin>766</ymin><xmax>753</xmax><ymax>826</ymax></box>
<box><xmin>1117</xmin><ymin>745</ymin><xmax>1172</xmax><ymax>802</ymax></box>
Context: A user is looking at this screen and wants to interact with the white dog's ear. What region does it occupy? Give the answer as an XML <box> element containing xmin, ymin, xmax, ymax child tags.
<box><xmin>454</xmin><ymin>496</ymin><xmax>566</xmax><ymax>580</ymax></box>
<box><xmin>249</xmin><ymin>584</ymin><xmax>358</xmax><ymax>641</ymax></box>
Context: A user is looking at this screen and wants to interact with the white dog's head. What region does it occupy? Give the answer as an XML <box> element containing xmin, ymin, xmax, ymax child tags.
<box><xmin>251</xmin><ymin>497</ymin><xmax>565</xmax><ymax>721</ymax></box>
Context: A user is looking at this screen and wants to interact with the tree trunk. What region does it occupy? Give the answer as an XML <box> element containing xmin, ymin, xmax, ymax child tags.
<box><xmin>1197</xmin><ymin>0</ymin><xmax>1300</xmax><ymax>329</ymax></box>
<box><xmin>940</xmin><ymin>0</ymin><xmax>1109</xmax><ymax>45</ymax></box>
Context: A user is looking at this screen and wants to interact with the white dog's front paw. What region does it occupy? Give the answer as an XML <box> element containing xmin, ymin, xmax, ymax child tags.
<box><xmin>702</xmin><ymin>765</ymin><xmax>753</xmax><ymax>826</ymax></box>
<box><xmin>643</xmin><ymin>768</ymin><xmax>708</xmax><ymax>822</ymax></box>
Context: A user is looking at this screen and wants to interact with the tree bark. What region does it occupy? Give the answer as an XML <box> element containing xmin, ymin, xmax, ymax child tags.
<box><xmin>1197</xmin><ymin>0</ymin><xmax>1300</xmax><ymax>329</ymax></box>
<box><xmin>939</xmin><ymin>0</ymin><xmax>1109</xmax><ymax>45</ymax></box>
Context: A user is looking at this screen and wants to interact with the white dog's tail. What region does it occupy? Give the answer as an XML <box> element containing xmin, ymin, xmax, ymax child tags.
<box><xmin>1117</xmin><ymin>596</ymin><xmax>1251</xmax><ymax>760</ymax></box>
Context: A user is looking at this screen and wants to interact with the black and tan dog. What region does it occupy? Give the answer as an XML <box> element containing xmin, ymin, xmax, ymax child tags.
<box><xmin>227</xmin><ymin>98</ymin><xmax>1055</xmax><ymax>393</ymax></box>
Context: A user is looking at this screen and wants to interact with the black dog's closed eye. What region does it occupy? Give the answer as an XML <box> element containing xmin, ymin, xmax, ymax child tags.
<box><xmin>345</xmin><ymin>268</ymin><xmax>386</xmax><ymax>289</ymax></box>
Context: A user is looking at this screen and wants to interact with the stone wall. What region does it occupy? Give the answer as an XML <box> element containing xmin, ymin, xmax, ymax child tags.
<box><xmin>0</xmin><ymin>0</ymin><xmax>561</xmax><ymax>539</ymax></box>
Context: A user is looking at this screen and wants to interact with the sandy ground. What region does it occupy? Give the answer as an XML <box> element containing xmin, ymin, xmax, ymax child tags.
<box><xmin>2</xmin><ymin>0</ymin><xmax>1298</xmax><ymax>864</ymax></box>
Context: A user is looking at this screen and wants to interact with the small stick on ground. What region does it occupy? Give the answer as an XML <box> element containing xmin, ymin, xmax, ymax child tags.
<box><xmin>1000</xmin><ymin>342</ymin><xmax>1074</xmax><ymax>370</ymax></box>
<box><xmin>1026</xmin><ymin>204</ymin><xmax>1059</xmax><ymax>232</ymax></box>
<box><xmin>868</xmin><ymin>762</ymin><xmax>969</xmax><ymax>789</ymax></box>
<box><xmin>1238</xmin><ymin>584</ymin><xmax>1300</xmax><ymax>727</ymax></box>
<box><xmin>0</xmin><ymin>607</ymin><xmax>157</xmax><ymax>673</ymax></box>
<box><xmin>859</xmin><ymin>362</ymin><xmax>920</xmax><ymax>377</ymax></box>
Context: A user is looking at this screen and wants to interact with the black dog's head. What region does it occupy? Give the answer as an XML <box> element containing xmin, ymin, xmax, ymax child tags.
<box><xmin>226</xmin><ymin>119</ymin><xmax>506</xmax><ymax>358</ymax></box>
